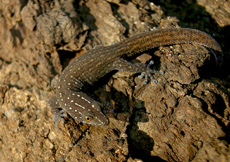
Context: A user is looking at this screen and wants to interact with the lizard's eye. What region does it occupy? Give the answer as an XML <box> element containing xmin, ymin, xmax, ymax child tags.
<box><xmin>84</xmin><ymin>116</ymin><xmax>92</xmax><ymax>122</ymax></box>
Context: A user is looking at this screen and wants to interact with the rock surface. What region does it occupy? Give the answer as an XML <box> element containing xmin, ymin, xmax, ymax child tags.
<box><xmin>0</xmin><ymin>0</ymin><xmax>230</xmax><ymax>161</ymax></box>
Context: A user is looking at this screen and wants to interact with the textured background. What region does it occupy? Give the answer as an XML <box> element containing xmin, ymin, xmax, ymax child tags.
<box><xmin>0</xmin><ymin>0</ymin><xmax>229</xmax><ymax>161</ymax></box>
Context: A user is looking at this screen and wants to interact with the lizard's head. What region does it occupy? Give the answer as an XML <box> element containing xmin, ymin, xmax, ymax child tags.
<box><xmin>80</xmin><ymin>100</ymin><xmax>109</xmax><ymax>126</ymax></box>
<box><xmin>59</xmin><ymin>91</ymin><xmax>109</xmax><ymax>126</ymax></box>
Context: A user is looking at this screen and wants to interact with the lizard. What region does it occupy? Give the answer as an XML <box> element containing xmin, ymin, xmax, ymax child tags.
<box><xmin>48</xmin><ymin>28</ymin><xmax>223</xmax><ymax>126</ymax></box>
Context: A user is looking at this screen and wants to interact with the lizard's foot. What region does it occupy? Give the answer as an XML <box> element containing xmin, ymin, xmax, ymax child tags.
<box><xmin>138</xmin><ymin>60</ymin><xmax>164</xmax><ymax>85</ymax></box>
<box><xmin>51</xmin><ymin>108</ymin><xmax>67</xmax><ymax>126</ymax></box>
<box><xmin>48</xmin><ymin>98</ymin><xmax>67</xmax><ymax>126</ymax></box>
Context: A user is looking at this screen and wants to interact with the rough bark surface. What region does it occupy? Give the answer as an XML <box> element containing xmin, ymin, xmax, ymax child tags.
<box><xmin>0</xmin><ymin>0</ymin><xmax>230</xmax><ymax>162</ymax></box>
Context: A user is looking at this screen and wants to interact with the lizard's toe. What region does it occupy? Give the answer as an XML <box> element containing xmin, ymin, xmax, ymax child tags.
<box><xmin>138</xmin><ymin>60</ymin><xmax>164</xmax><ymax>85</ymax></box>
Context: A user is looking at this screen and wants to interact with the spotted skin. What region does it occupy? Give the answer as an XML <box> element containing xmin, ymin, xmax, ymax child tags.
<box><xmin>49</xmin><ymin>28</ymin><xmax>223</xmax><ymax>126</ymax></box>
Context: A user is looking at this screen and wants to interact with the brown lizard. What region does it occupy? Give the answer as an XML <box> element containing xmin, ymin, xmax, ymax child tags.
<box><xmin>49</xmin><ymin>28</ymin><xmax>223</xmax><ymax>126</ymax></box>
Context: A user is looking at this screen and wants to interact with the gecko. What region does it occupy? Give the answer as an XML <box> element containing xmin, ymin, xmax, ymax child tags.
<box><xmin>48</xmin><ymin>28</ymin><xmax>223</xmax><ymax>126</ymax></box>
